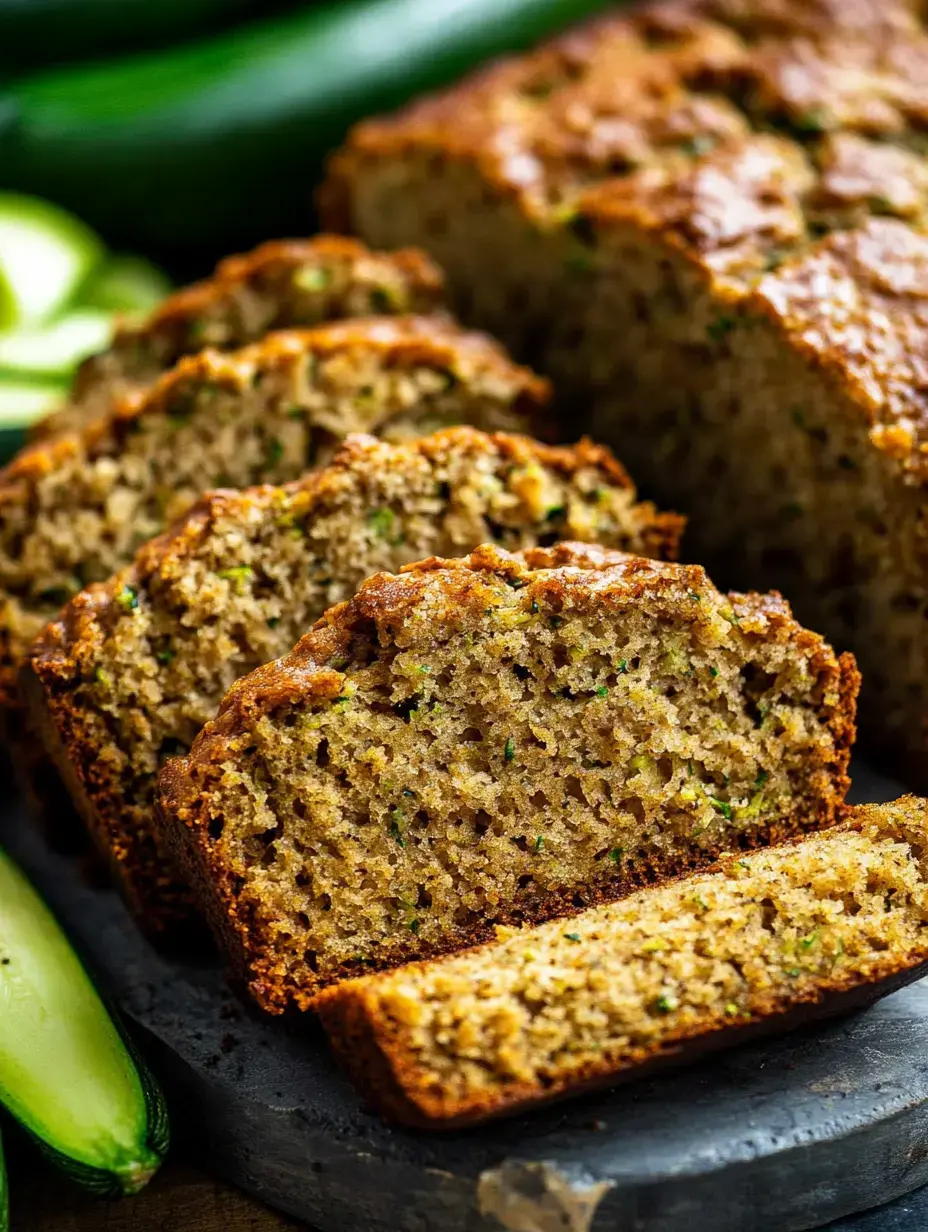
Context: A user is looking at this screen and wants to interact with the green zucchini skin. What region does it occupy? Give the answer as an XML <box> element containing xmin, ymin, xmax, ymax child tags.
<box><xmin>0</xmin><ymin>0</ymin><xmax>268</xmax><ymax>77</ymax></box>
<box><xmin>0</xmin><ymin>1124</ymin><xmax>8</xmax><ymax>1232</ymax></box>
<box><xmin>0</xmin><ymin>0</ymin><xmax>611</xmax><ymax>257</ymax></box>
<box><xmin>0</xmin><ymin>848</ymin><xmax>169</xmax><ymax>1196</ymax></box>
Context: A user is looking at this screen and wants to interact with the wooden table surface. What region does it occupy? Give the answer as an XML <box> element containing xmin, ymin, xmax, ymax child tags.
<box><xmin>7</xmin><ymin>1133</ymin><xmax>307</xmax><ymax>1231</ymax></box>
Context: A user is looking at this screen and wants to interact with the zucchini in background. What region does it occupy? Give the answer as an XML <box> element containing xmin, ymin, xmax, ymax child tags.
<box><xmin>0</xmin><ymin>194</ymin><xmax>103</xmax><ymax>329</ymax></box>
<box><xmin>0</xmin><ymin>311</ymin><xmax>114</xmax><ymax>379</ymax></box>
<box><xmin>0</xmin><ymin>847</ymin><xmax>169</xmax><ymax>1196</ymax></box>
<box><xmin>77</xmin><ymin>254</ymin><xmax>172</xmax><ymax>315</ymax></box>
<box><xmin>0</xmin><ymin>0</ymin><xmax>612</xmax><ymax>259</ymax></box>
<box><xmin>0</xmin><ymin>0</ymin><xmax>275</xmax><ymax>77</ymax></box>
<box><xmin>0</xmin><ymin>193</ymin><xmax>170</xmax><ymax>461</ymax></box>
<box><xmin>0</xmin><ymin>380</ymin><xmax>67</xmax><ymax>432</ymax></box>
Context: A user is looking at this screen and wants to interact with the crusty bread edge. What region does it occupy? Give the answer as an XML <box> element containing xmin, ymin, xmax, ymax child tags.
<box><xmin>314</xmin><ymin>945</ymin><xmax>928</xmax><ymax>1128</ymax></box>
<box><xmin>20</xmin><ymin>649</ymin><xmax>198</xmax><ymax>935</ymax></box>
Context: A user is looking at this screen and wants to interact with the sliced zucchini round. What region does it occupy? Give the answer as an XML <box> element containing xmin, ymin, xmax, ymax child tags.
<box><xmin>0</xmin><ymin>193</ymin><xmax>104</xmax><ymax>328</ymax></box>
<box><xmin>0</xmin><ymin>312</ymin><xmax>113</xmax><ymax>379</ymax></box>
<box><xmin>0</xmin><ymin>268</ymin><xmax>14</xmax><ymax>337</ymax></box>
<box><xmin>0</xmin><ymin>848</ymin><xmax>168</xmax><ymax>1196</ymax></box>
<box><xmin>0</xmin><ymin>379</ymin><xmax>67</xmax><ymax>463</ymax></box>
<box><xmin>0</xmin><ymin>379</ymin><xmax>65</xmax><ymax>429</ymax></box>
<box><xmin>77</xmin><ymin>254</ymin><xmax>171</xmax><ymax>316</ymax></box>
<box><xmin>0</xmin><ymin>311</ymin><xmax>114</xmax><ymax>380</ymax></box>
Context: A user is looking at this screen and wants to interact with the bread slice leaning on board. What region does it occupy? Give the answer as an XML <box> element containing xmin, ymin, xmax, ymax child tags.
<box><xmin>315</xmin><ymin>796</ymin><xmax>928</xmax><ymax>1127</ymax></box>
<box><xmin>158</xmin><ymin>542</ymin><xmax>858</xmax><ymax>1012</ymax></box>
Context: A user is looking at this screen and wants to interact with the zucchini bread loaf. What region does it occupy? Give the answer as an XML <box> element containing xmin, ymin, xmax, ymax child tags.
<box><xmin>0</xmin><ymin>316</ymin><xmax>547</xmax><ymax>707</ymax></box>
<box><xmin>317</xmin><ymin>795</ymin><xmax>928</xmax><ymax>1127</ymax></box>
<box><xmin>23</xmin><ymin>428</ymin><xmax>681</xmax><ymax>935</ymax></box>
<box><xmin>39</xmin><ymin>236</ymin><xmax>445</xmax><ymax>439</ymax></box>
<box><xmin>158</xmin><ymin>542</ymin><xmax>858</xmax><ymax>1011</ymax></box>
<box><xmin>323</xmin><ymin>0</ymin><xmax>928</xmax><ymax>784</ymax></box>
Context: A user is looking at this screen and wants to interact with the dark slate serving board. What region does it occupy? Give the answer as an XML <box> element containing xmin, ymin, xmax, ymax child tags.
<box><xmin>3</xmin><ymin>761</ymin><xmax>928</xmax><ymax>1232</ymax></box>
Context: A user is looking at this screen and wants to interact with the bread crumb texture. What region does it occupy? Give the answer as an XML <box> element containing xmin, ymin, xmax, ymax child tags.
<box><xmin>0</xmin><ymin>316</ymin><xmax>548</xmax><ymax>703</ymax></box>
<box><xmin>158</xmin><ymin>543</ymin><xmax>857</xmax><ymax>1010</ymax></box>
<box><xmin>25</xmin><ymin>428</ymin><xmax>680</xmax><ymax>933</ymax></box>
<box><xmin>316</xmin><ymin>796</ymin><xmax>928</xmax><ymax>1127</ymax></box>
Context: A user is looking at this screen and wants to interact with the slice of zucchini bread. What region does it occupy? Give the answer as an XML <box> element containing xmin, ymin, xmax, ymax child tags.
<box><xmin>323</xmin><ymin>0</ymin><xmax>928</xmax><ymax>784</ymax></box>
<box><xmin>23</xmin><ymin>428</ymin><xmax>681</xmax><ymax>935</ymax></box>
<box><xmin>0</xmin><ymin>316</ymin><xmax>548</xmax><ymax>707</ymax></box>
<box><xmin>158</xmin><ymin>542</ymin><xmax>858</xmax><ymax>1011</ymax></box>
<box><xmin>316</xmin><ymin>796</ymin><xmax>928</xmax><ymax>1128</ymax></box>
<box><xmin>38</xmin><ymin>236</ymin><xmax>445</xmax><ymax>439</ymax></box>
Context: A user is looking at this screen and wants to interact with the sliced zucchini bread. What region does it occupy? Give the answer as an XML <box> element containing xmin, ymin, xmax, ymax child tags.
<box><xmin>23</xmin><ymin>428</ymin><xmax>681</xmax><ymax>935</ymax></box>
<box><xmin>158</xmin><ymin>543</ymin><xmax>858</xmax><ymax>1011</ymax></box>
<box><xmin>0</xmin><ymin>316</ymin><xmax>548</xmax><ymax>707</ymax></box>
<box><xmin>317</xmin><ymin>795</ymin><xmax>928</xmax><ymax>1127</ymax></box>
<box><xmin>40</xmin><ymin>236</ymin><xmax>445</xmax><ymax>439</ymax></box>
<box><xmin>323</xmin><ymin>0</ymin><xmax>928</xmax><ymax>784</ymax></box>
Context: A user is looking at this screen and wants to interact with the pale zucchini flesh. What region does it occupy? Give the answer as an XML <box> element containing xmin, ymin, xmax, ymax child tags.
<box><xmin>77</xmin><ymin>254</ymin><xmax>171</xmax><ymax>316</ymax></box>
<box><xmin>0</xmin><ymin>194</ymin><xmax>104</xmax><ymax>328</ymax></box>
<box><xmin>0</xmin><ymin>848</ymin><xmax>168</xmax><ymax>1195</ymax></box>
<box><xmin>0</xmin><ymin>310</ymin><xmax>114</xmax><ymax>379</ymax></box>
<box><xmin>0</xmin><ymin>380</ymin><xmax>65</xmax><ymax>429</ymax></box>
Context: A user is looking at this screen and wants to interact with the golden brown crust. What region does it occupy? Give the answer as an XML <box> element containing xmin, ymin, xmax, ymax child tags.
<box><xmin>162</xmin><ymin>544</ymin><xmax>853</xmax><ymax>740</ymax></box>
<box><xmin>142</xmin><ymin>238</ymin><xmax>443</xmax><ymax>344</ymax></box>
<box><xmin>315</xmin><ymin>797</ymin><xmax>928</xmax><ymax>1128</ymax></box>
<box><xmin>321</xmin><ymin>0</ymin><xmax>928</xmax><ymax>478</ymax></box>
<box><xmin>40</xmin><ymin>237</ymin><xmax>446</xmax><ymax>439</ymax></box>
<box><xmin>753</xmin><ymin>220</ymin><xmax>928</xmax><ymax>477</ymax></box>
<box><xmin>2</xmin><ymin>317</ymin><xmax>550</xmax><ymax>495</ymax></box>
<box><xmin>159</xmin><ymin>543</ymin><xmax>856</xmax><ymax>1010</ymax></box>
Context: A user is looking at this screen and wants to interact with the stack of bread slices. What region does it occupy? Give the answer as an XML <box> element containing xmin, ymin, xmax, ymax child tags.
<box><xmin>11</xmin><ymin>105</ymin><xmax>928</xmax><ymax>1129</ymax></box>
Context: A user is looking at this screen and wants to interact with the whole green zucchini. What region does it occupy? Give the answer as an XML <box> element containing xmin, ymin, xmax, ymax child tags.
<box><xmin>0</xmin><ymin>0</ymin><xmax>269</xmax><ymax>77</ymax></box>
<box><xmin>0</xmin><ymin>847</ymin><xmax>168</xmax><ymax>1196</ymax></box>
<box><xmin>0</xmin><ymin>0</ymin><xmax>611</xmax><ymax>257</ymax></box>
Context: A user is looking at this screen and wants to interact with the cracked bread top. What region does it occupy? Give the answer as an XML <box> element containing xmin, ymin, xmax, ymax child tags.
<box><xmin>324</xmin><ymin>0</ymin><xmax>928</xmax><ymax>480</ymax></box>
<box><xmin>159</xmin><ymin>540</ymin><xmax>854</xmax><ymax>751</ymax></box>
<box><xmin>165</xmin><ymin>542</ymin><xmax>826</xmax><ymax>734</ymax></box>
